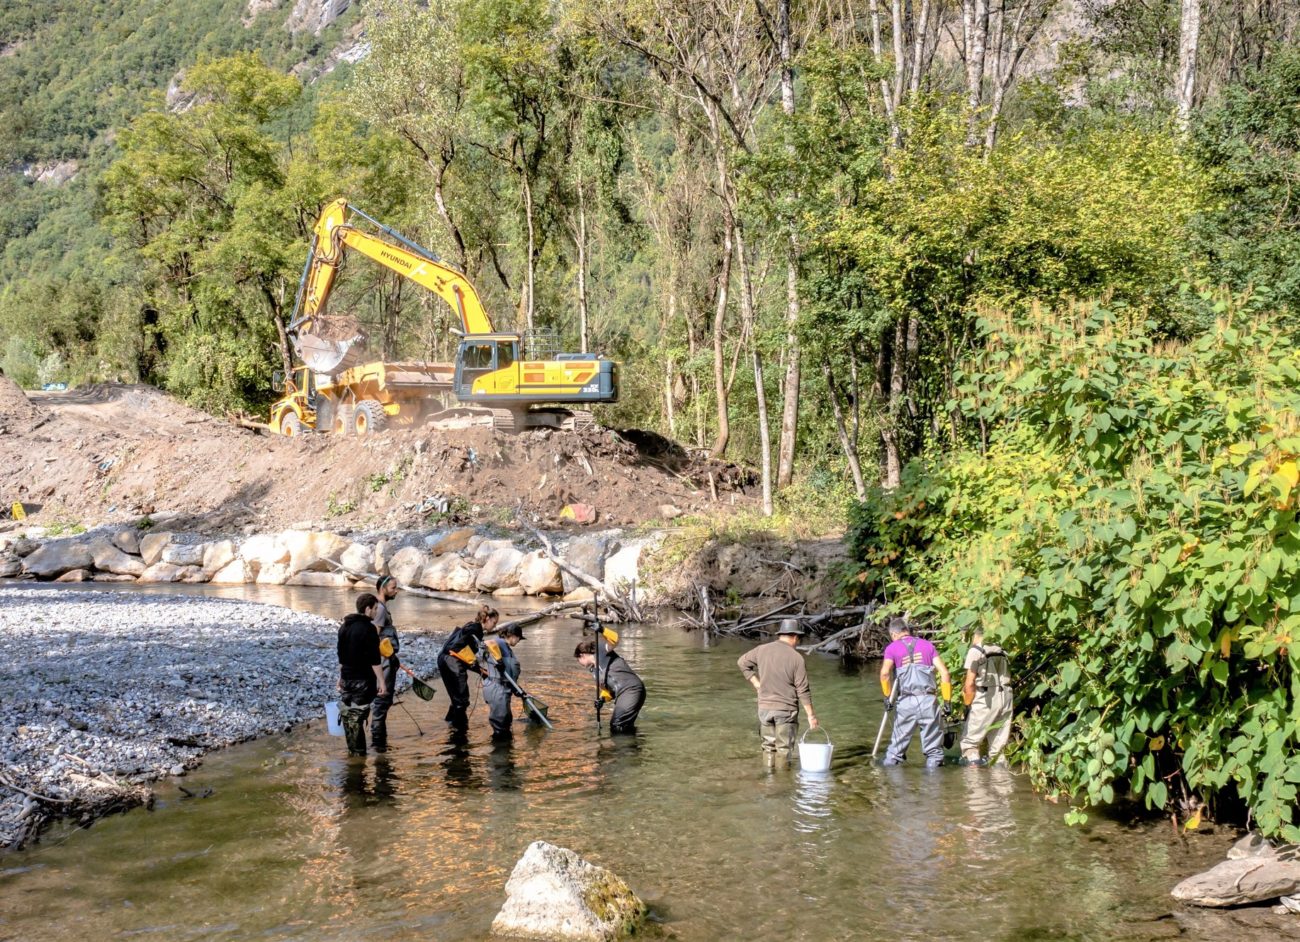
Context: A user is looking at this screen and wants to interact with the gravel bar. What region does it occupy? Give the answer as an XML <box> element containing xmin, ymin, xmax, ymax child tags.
<box><xmin>0</xmin><ymin>588</ymin><xmax>426</xmax><ymax>849</ymax></box>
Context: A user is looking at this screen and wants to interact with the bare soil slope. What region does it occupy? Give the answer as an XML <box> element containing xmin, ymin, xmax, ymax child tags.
<box><xmin>4</xmin><ymin>383</ymin><xmax>752</xmax><ymax>531</ymax></box>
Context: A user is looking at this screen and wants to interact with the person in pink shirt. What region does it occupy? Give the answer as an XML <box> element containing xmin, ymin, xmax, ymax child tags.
<box><xmin>879</xmin><ymin>617</ymin><xmax>953</xmax><ymax>768</ymax></box>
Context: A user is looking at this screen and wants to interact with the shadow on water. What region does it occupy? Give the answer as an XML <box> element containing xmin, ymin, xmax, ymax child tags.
<box><xmin>0</xmin><ymin>583</ymin><xmax>1266</xmax><ymax>942</ymax></box>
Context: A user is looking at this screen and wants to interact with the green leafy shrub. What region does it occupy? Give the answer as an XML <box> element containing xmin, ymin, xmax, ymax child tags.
<box><xmin>847</xmin><ymin>302</ymin><xmax>1300</xmax><ymax>840</ymax></box>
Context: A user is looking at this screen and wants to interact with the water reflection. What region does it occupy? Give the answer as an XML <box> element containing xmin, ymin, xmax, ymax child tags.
<box><xmin>0</xmin><ymin>584</ymin><xmax>1250</xmax><ymax>942</ymax></box>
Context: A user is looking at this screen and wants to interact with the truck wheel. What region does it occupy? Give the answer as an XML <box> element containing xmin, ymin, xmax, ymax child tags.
<box><xmin>279</xmin><ymin>413</ymin><xmax>303</xmax><ymax>437</ymax></box>
<box><xmin>354</xmin><ymin>400</ymin><xmax>387</xmax><ymax>435</ymax></box>
<box><xmin>333</xmin><ymin>404</ymin><xmax>354</xmax><ymax>436</ymax></box>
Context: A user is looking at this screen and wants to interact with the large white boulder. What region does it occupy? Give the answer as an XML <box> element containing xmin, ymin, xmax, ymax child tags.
<box><xmin>287</xmin><ymin>571</ymin><xmax>351</xmax><ymax>588</ymax></box>
<box><xmin>202</xmin><ymin>540</ymin><xmax>236</xmax><ymax>574</ymax></box>
<box><xmin>419</xmin><ymin>554</ymin><xmax>478</xmax><ymax>593</ymax></box>
<box><xmin>22</xmin><ymin>541</ymin><xmax>93</xmax><ymax>579</ymax></box>
<box><xmin>256</xmin><ymin>562</ymin><xmax>292</xmax><ymax>585</ymax></box>
<box><xmin>340</xmin><ymin>542</ymin><xmax>374</xmax><ymax>576</ymax></box>
<box><xmin>387</xmin><ymin>546</ymin><xmax>427</xmax><ymax>587</ymax></box>
<box><xmin>138</xmin><ymin>562</ymin><xmax>183</xmax><ymax>583</ymax></box>
<box><xmin>239</xmin><ymin>534</ymin><xmax>289</xmax><ymax>577</ymax></box>
<box><xmin>110</xmin><ymin>530</ymin><xmax>140</xmax><ymax>555</ymax></box>
<box><xmin>161</xmin><ymin>542</ymin><xmax>206</xmax><ymax>567</ymax></box>
<box><xmin>139</xmin><ymin>531</ymin><xmax>174</xmax><ymax>567</ymax></box>
<box><xmin>1171</xmin><ymin>856</ymin><xmax>1300</xmax><ymax>907</ymax></box>
<box><xmin>477</xmin><ymin>546</ymin><xmax>524</xmax><ymax>592</ymax></box>
<box><xmin>602</xmin><ymin>542</ymin><xmax>645</xmax><ymax>601</ymax></box>
<box><xmin>518</xmin><ymin>551</ymin><xmax>563</xmax><ymax>595</ymax></box>
<box><xmin>88</xmin><ymin>538</ymin><xmax>145</xmax><ymax>577</ymax></box>
<box><xmin>491</xmin><ymin>841</ymin><xmax>646</xmax><ymax>941</ymax></box>
<box><xmin>209</xmin><ymin>559</ymin><xmax>251</xmax><ymax>584</ymax></box>
<box><xmin>283</xmin><ymin>530</ymin><xmax>350</xmax><ymax>574</ymax></box>
<box><xmin>559</xmin><ymin>535</ymin><xmax>618</xmax><ymax>594</ymax></box>
<box><xmin>474</xmin><ymin>538</ymin><xmax>517</xmax><ymax>562</ymax></box>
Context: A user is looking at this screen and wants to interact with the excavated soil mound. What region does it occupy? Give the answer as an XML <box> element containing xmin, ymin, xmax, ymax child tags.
<box><xmin>0</xmin><ymin>383</ymin><xmax>755</xmax><ymax>530</ymax></box>
<box><xmin>0</xmin><ymin>376</ymin><xmax>43</xmax><ymax>426</ymax></box>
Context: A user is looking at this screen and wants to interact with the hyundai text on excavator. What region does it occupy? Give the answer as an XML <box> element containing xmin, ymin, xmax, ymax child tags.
<box><xmin>269</xmin><ymin>199</ymin><xmax>619</xmax><ymax>435</ymax></box>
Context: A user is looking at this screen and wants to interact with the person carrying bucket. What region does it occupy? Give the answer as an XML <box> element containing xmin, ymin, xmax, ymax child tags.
<box><xmin>369</xmin><ymin>575</ymin><xmax>401</xmax><ymax>753</ymax></box>
<box><xmin>337</xmin><ymin>593</ymin><xmax>389</xmax><ymax>757</ymax></box>
<box><xmin>959</xmin><ymin>630</ymin><xmax>1014</xmax><ymax>765</ymax></box>
<box><xmin>481</xmin><ymin>624</ymin><xmax>525</xmax><ymax>737</ymax></box>
<box><xmin>438</xmin><ymin>605</ymin><xmax>496</xmax><ymax>728</ymax></box>
<box><xmin>737</xmin><ymin>619</ymin><xmax>819</xmax><ymax>766</ymax></box>
<box><xmin>880</xmin><ymin>616</ymin><xmax>953</xmax><ymax>768</ymax></box>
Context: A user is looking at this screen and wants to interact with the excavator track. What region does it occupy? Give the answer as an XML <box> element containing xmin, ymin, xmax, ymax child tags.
<box><xmin>490</xmin><ymin>408</ymin><xmax>518</xmax><ymax>433</ymax></box>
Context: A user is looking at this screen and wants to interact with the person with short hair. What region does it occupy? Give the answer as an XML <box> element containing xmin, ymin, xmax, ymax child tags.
<box><xmin>368</xmin><ymin>575</ymin><xmax>401</xmax><ymax>752</ymax></box>
<box><xmin>481</xmin><ymin>624</ymin><xmax>526</xmax><ymax>737</ymax></box>
<box><xmin>337</xmin><ymin>593</ymin><xmax>389</xmax><ymax>757</ymax></box>
<box><xmin>574</xmin><ymin>637</ymin><xmax>645</xmax><ymax>734</ymax></box>
<box><xmin>880</xmin><ymin>617</ymin><xmax>953</xmax><ymax>768</ymax></box>
<box><xmin>960</xmin><ymin>631</ymin><xmax>1014</xmax><ymax>765</ymax></box>
<box><xmin>438</xmin><ymin>604</ymin><xmax>497</xmax><ymax>728</ymax></box>
<box><xmin>737</xmin><ymin>619</ymin><xmax>819</xmax><ymax>764</ymax></box>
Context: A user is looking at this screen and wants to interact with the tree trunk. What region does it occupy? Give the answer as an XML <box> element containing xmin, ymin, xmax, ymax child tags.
<box><xmin>823</xmin><ymin>359</ymin><xmax>867</xmax><ymax>499</ymax></box>
<box><xmin>522</xmin><ymin>169</ymin><xmax>536</xmax><ymax>331</ymax></box>
<box><xmin>431</xmin><ymin>155</ymin><xmax>469</xmax><ymax>273</ymax></box>
<box><xmin>881</xmin><ymin>315</ymin><xmax>908</xmax><ymax>488</ymax></box>
<box><xmin>734</xmin><ymin>222</ymin><xmax>774</xmax><ymax>517</ymax></box>
<box><xmin>709</xmin><ymin>220</ymin><xmax>734</xmax><ymax>459</ymax></box>
<box><xmin>964</xmin><ymin>0</ymin><xmax>990</xmax><ymax>147</ymax></box>
<box><xmin>576</xmin><ymin>196</ymin><xmax>589</xmax><ymax>352</ymax></box>
<box><xmin>1176</xmin><ymin>0</ymin><xmax>1202</xmax><ymax>130</ymax></box>
<box><xmin>776</xmin><ymin>0</ymin><xmax>801</xmax><ymax>489</ymax></box>
<box><xmin>665</xmin><ymin>288</ymin><xmax>678</xmax><ymax>438</ymax></box>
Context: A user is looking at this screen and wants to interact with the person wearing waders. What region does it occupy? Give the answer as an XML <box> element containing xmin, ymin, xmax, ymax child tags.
<box><xmin>737</xmin><ymin>619</ymin><xmax>820</xmax><ymax>765</ymax></box>
<box><xmin>960</xmin><ymin>631</ymin><xmax>1014</xmax><ymax>765</ymax></box>
<box><xmin>337</xmin><ymin>593</ymin><xmax>389</xmax><ymax>757</ymax></box>
<box><xmin>574</xmin><ymin>638</ymin><xmax>646</xmax><ymax>734</ymax></box>
<box><xmin>438</xmin><ymin>605</ymin><xmax>497</xmax><ymax>728</ymax></box>
<box><xmin>369</xmin><ymin>575</ymin><xmax>400</xmax><ymax>753</ymax></box>
<box><xmin>880</xmin><ymin>617</ymin><xmax>953</xmax><ymax>768</ymax></box>
<box><xmin>481</xmin><ymin>625</ymin><xmax>525</xmax><ymax>737</ymax></box>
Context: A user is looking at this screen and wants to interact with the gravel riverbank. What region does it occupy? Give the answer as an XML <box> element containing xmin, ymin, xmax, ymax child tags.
<box><xmin>0</xmin><ymin>588</ymin><xmax>432</xmax><ymax>849</ymax></box>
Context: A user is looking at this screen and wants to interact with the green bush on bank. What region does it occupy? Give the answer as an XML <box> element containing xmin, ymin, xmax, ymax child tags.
<box><xmin>847</xmin><ymin>302</ymin><xmax>1300</xmax><ymax>840</ymax></box>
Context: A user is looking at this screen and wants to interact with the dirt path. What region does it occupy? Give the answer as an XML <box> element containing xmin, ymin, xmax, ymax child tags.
<box><xmin>2</xmin><ymin>380</ymin><xmax>752</xmax><ymax>532</ymax></box>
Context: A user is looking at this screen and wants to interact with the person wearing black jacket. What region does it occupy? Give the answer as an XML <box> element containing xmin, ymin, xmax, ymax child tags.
<box><xmin>338</xmin><ymin>593</ymin><xmax>389</xmax><ymax>756</ymax></box>
<box><xmin>437</xmin><ymin>605</ymin><xmax>498</xmax><ymax>728</ymax></box>
<box><xmin>575</xmin><ymin>638</ymin><xmax>646</xmax><ymax>734</ymax></box>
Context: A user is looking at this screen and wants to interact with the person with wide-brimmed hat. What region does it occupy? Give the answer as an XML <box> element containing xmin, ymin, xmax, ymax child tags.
<box><xmin>738</xmin><ymin>618</ymin><xmax>819</xmax><ymax>764</ymax></box>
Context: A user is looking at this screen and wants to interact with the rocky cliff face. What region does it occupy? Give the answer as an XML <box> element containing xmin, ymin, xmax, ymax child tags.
<box><xmin>286</xmin><ymin>0</ymin><xmax>352</xmax><ymax>35</ymax></box>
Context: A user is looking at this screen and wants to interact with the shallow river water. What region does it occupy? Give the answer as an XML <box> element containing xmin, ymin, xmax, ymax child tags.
<box><xmin>0</xmin><ymin>585</ymin><xmax>1252</xmax><ymax>941</ymax></box>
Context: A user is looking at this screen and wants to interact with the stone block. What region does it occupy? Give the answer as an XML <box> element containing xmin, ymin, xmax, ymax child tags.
<box><xmin>491</xmin><ymin>841</ymin><xmax>645</xmax><ymax>941</ymax></box>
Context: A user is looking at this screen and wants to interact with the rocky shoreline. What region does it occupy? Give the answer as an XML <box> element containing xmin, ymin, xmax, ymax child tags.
<box><xmin>0</xmin><ymin>588</ymin><xmax>437</xmax><ymax>850</ymax></box>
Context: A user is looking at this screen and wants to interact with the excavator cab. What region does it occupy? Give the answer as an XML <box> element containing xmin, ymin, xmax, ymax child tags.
<box><xmin>455</xmin><ymin>336</ymin><xmax>517</xmax><ymax>398</ymax></box>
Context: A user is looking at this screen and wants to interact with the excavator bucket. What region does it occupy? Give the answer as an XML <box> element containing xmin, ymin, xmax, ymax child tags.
<box><xmin>292</xmin><ymin>314</ymin><xmax>368</xmax><ymax>374</ymax></box>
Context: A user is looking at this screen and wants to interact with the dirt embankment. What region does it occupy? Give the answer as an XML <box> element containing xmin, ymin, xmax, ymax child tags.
<box><xmin>1</xmin><ymin>380</ymin><xmax>754</xmax><ymax>532</ymax></box>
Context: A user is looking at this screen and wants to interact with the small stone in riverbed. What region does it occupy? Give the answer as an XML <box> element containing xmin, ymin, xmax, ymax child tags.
<box><xmin>1227</xmin><ymin>833</ymin><xmax>1276</xmax><ymax>860</ymax></box>
<box><xmin>170</xmin><ymin>765</ymin><xmax>185</xmax><ymax>777</ymax></box>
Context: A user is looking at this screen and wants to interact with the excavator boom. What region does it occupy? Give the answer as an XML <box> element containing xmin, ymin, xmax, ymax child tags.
<box><xmin>289</xmin><ymin>199</ymin><xmax>494</xmax><ymax>371</ymax></box>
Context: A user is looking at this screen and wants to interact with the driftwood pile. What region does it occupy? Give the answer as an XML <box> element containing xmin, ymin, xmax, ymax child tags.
<box><xmin>681</xmin><ymin>591</ymin><xmax>894</xmax><ymax>657</ymax></box>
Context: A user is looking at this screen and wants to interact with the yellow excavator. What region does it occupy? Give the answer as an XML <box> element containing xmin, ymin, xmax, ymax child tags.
<box><xmin>270</xmin><ymin>198</ymin><xmax>619</xmax><ymax>435</ymax></box>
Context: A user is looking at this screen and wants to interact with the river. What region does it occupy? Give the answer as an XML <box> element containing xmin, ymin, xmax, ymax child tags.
<box><xmin>0</xmin><ymin>584</ymin><xmax>1252</xmax><ymax>941</ymax></box>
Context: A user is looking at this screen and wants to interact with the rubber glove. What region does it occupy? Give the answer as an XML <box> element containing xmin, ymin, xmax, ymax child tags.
<box><xmin>881</xmin><ymin>676</ymin><xmax>892</xmax><ymax>698</ymax></box>
<box><xmin>940</xmin><ymin>681</ymin><xmax>953</xmax><ymax>703</ymax></box>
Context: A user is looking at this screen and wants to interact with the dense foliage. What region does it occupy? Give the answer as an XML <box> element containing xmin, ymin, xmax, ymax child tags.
<box><xmin>848</xmin><ymin>303</ymin><xmax>1300</xmax><ymax>840</ymax></box>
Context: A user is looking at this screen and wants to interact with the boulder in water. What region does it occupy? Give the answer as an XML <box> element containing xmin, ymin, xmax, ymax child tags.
<box><xmin>491</xmin><ymin>841</ymin><xmax>646</xmax><ymax>941</ymax></box>
<box><xmin>1172</xmin><ymin>856</ymin><xmax>1300</xmax><ymax>907</ymax></box>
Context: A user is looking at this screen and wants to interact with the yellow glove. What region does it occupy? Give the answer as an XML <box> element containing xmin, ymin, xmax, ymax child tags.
<box><xmin>881</xmin><ymin>677</ymin><xmax>891</xmax><ymax>698</ymax></box>
<box><xmin>451</xmin><ymin>646</ymin><xmax>477</xmax><ymax>666</ymax></box>
<box><xmin>601</xmin><ymin>626</ymin><xmax>620</xmax><ymax>646</ymax></box>
<box><xmin>941</xmin><ymin>681</ymin><xmax>953</xmax><ymax>703</ymax></box>
<box><xmin>379</xmin><ymin>638</ymin><xmax>394</xmax><ymax>658</ymax></box>
<box><xmin>599</xmin><ymin>688</ymin><xmax>614</xmax><ymax>702</ymax></box>
<box><xmin>486</xmin><ymin>640</ymin><xmax>502</xmax><ymax>661</ymax></box>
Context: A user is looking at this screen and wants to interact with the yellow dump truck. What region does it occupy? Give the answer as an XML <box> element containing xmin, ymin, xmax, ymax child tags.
<box><xmin>270</xmin><ymin>199</ymin><xmax>619</xmax><ymax>435</ymax></box>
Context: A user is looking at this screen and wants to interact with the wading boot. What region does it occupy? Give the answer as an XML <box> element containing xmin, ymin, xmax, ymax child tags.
<box><xmin>342</xmin><ymin>706</ymin><xmax>368</xmax><ymax>757</ymax></box>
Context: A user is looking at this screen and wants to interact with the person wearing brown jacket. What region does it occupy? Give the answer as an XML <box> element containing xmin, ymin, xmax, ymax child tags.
<box><xmin>738</xmin><ymin>619</ymin><xmax>819</xmax><ymax>764</ymax></box>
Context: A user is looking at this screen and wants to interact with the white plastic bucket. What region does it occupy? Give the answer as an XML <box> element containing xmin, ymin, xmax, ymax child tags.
<box><xmin>325</xmin><ymin>701</ymin><xmax>344</xmax><ymax>736</ymax></box>
<box><xmin>798</xmin><ymin>727</ymin><xmax>833</xmax><ymax>772</ymax></box>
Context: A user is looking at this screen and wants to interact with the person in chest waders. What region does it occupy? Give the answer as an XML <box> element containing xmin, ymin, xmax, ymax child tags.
<box><xmin>574</xmin><ymin>638</ymin><xmax>646</xmax><ymax>734</ymax></box>
<box><xmin>337</xmin><ymin>593</ymin><xmax>389</xmax><ymax>757</ymax></box>
<box><xmin>880</xmin><ymin>617</ymin><xmax>954</xmax><ymax>768</ymax></box>
<box><xmin>369</xmin><ymin>575</ymin><xmax>400</xmax><ymax>753</ymax></box>
<box><xmin>481</xmin><ymin>625</ymin><xmax>525</xmax><ymax>738</ymax></box>
<box><xmin>438</xmin><ymin>605</ymin><xmax>496</xmax><ymax>728</ymax></box>
<box><xmin>960</xmin><ymin>631</ymin><xmax>1014</xmax><ymax>766</ymax></box>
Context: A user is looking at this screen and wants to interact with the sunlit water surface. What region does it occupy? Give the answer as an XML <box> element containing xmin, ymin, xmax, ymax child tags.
<box><xmin>0</xmin><ymin>584</ymin><xmax>1251</xmax><ymax>941</ymax></box>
